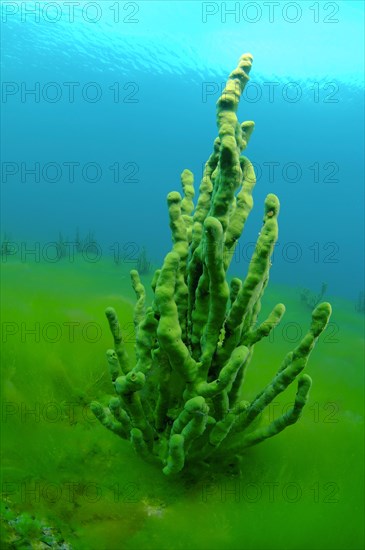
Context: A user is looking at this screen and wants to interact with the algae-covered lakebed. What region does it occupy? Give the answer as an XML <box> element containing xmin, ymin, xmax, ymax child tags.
<box><xmin>1</xmin><ymin>256</ymin><xmax>364</xmax><ymax>550</ymax></box>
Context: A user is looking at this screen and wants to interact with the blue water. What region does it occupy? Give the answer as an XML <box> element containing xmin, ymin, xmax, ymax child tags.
<box><xmin>1</xmin><ymin>0</ymin><xmax>364</xmax><ymax>301</ymax></box>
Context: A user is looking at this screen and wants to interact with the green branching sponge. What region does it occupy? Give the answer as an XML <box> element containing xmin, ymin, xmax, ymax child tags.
<box><xmin>91</xmin><ymin>53</ymin><xmax>332</xmax><ymax>475</ymax></box>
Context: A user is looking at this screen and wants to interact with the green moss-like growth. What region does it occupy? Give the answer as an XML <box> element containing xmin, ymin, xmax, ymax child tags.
<box><xmin>92</xmin><ymin>54</ymin><xmax>332</xmax><ymax>475</ymax></box>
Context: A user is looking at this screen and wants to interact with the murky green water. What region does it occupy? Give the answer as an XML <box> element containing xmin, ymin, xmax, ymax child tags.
<box><xmin>1</xmin><ymin>258</ymin><xmax>364</xmax><ymax>549</ymax></box>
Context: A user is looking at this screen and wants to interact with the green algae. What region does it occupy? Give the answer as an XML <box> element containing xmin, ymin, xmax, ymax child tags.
<box><xmin>1</xmin><ymin>256</ymin><xmax>364</xmax><ymax>549</ymax></box>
